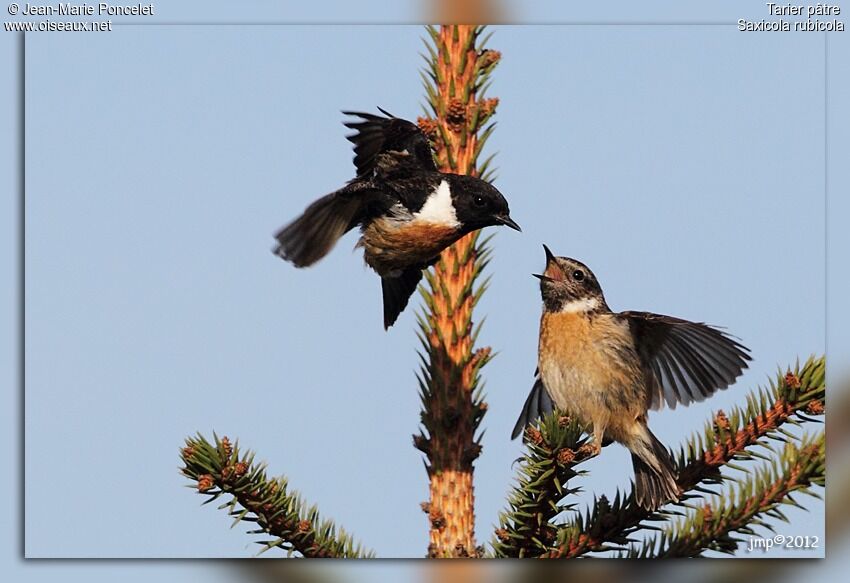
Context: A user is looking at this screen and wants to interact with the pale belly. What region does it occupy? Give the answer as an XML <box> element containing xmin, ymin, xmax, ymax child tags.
<box><xmin>538</xmin><ymin>311</ymin><xmax>645</xmax><ymax>440</ymax></box>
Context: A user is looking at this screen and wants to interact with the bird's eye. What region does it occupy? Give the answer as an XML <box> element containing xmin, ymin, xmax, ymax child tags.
<box><xmin>572</xmin><ymin>269</ymin><xmax>585</xmax><ymax>282</ymax></box>
<box><xmin>473</xmin><ymin>195</ymin><xmax>486</xmax><ymax>207</ymax></box>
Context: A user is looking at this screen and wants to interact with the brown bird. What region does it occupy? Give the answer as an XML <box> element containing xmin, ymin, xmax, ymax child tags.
<box><xmin>512</xmin><ymin>246</ymin><xmax>751</xmax><ymax>510</ymax></box>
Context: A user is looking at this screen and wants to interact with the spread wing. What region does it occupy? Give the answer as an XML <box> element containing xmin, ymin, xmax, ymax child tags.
<box><xmin>621</xmin><ymin>311</ymin><xmax>751</xmax><ymax>411</ymax></box>
<box><xmin>510</xmin><ymin>373</ymin><xmax>555</xmax><ymax>440</ymax></box>
<box><xmin>341</xmin><ymin>109</ymin><xmax>437</xmax><ymax>178</ymax></box>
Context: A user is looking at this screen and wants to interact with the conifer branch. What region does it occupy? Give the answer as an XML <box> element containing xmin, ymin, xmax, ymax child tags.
<box><xmin>491</xmin><ymin>415</ymin><xmax>592</xmax><ymax>557</ymax></box>
<box><xmin>413</xmin><ymin>24</ymin><xmax>501</xmax><ymax>558</ymax></box>
<box><xmin>626</xmin><ymin>432</ymin><xmax>824</xmax><ymax>557</ymax></box>
<box><xmin>180</xmin><ymin>433</ymin><xmax>373</xmax><ymax>558</ymax></box>
<box><xmin>494</xmin><ymin>356</ymin><xmax>825</xmax><ymax>558</ymax></box>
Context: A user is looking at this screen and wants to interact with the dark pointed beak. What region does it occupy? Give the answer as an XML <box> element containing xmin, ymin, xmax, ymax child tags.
<box><xmin>536</xmin><ymin>245</ymin><xmax>560</xmax><ymax>282</ymax></box>
<box><xmin>542</xmin><ymin>244</ymin><xmax>556</xmax><ymax>263</ymax></box>
<box><xmin>494</xmin><ymin>214</ymin><xmax>522</xmax><ymax>232</ymax></box>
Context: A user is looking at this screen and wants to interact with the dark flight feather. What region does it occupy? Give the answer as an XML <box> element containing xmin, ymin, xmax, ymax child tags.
<box><xmin>621</xmin><ymin>311</ymin><xmax>751</xmax><ymax>411</ymax></box>
<box><xmin>273</xmin><ymin>182</ymin><xmax>379</xmax><ymax>268</ymax></box>
<box><xmin>342</xmin><ymin>109</ymin><xmax>437</xmax><ymax>178</ymax></box>
<box><xmin>511</xmin><ymin>376</ymin><xmax>555</xmax><ymax>440</ymax></box>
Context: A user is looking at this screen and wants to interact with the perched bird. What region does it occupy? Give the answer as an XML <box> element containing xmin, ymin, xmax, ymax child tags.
<box><xmin>274</xmin><ymin>109</ymin><xmax>520</xmax><ymax>329</ymax></box>
<box><xmin>512</xmin><ymin>246</ymin><xmax>750</xmax><ymax>510</ymax></box>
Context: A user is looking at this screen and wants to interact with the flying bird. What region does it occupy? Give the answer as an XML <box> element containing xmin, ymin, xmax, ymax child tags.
<box><xmin>512</xmin><ymin>246</ymin><xmax>750</xmax><ymax>510</ymax></box>
<box><xmin>273</xmin><ymin>109</ymin><xmax>520</xmax><ymax>329</ymax></box>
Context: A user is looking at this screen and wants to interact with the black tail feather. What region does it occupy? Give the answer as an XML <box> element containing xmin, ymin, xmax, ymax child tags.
<box><xmin>511</xmin><ymin>378</ymin><xmax>555</xmax><ymax>440</ymax></box>
<box><xmin>631</xmin><ymin>430</ymin><xmax>679</xmax><ymax>510</ymax></box>
<box><xmin>273</xmin><ymin>191</ymin><xmax>360</xmax><ymax>268</ymax></box>
<box><xmin>380</xmin><ymin>267</ymin><xmax>424</xmax><ymax>329</ymax></box>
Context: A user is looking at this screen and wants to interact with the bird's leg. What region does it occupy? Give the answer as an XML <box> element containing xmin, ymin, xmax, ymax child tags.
<box><xmin>577</xmin><ymin>424</ymin><xmax>605</xmax><ymax>458</ymax></box>
<box><xmin>590</xmin><ymin>424</ymin><xmax>605</xmax><ymax>456</ymax></box>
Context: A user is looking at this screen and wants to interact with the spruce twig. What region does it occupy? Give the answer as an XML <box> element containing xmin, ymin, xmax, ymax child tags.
<box><xmin>180</xmin><ymin>433</ymin><xmax>373</xmax><ymax>558</ymax></box>
<box><xmin>491</xmin><ymin>415</ymin><xmax>593</xmax><ymax>557</ymax></box>
<box><xmin>629</xmin><ymin>432</ymin><xmax>825</xmax><ymax>557</ymax></box>
<box><xmin>414</xmin><ymin>24</ymin><xmax>501</xmax><ymax>558</ymax></box>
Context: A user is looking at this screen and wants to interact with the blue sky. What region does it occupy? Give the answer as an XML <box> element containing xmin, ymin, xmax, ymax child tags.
<box><xmin>3</xmin><ymin>0</ymin><xmax>848</xmax><ymax>579</ymax></box>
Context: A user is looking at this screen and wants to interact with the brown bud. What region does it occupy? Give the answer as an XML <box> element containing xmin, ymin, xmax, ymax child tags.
<box><xmin>806</xmin><ymin>399</ymin><xmax>824</xmax><ymax>415</ymax></box>
<box><xmin>578</xmin><ymin>442</ymin><xmax>599</xmax><ymax>458</ymax></box>
<box><xmin>558</xmin><ymin>415</ymin><xmax>571</xmax><ymax>427</ymax></box>
<box><xmin>556</xmin><ymin>448</ymin><xmax>576</xmax><ymax>465</ymax></box>
<box><xmin>220</xmin><ymin>436</ymin><xmax>232</xmax><ymax>460</ymax></box>
<box><xmin>525</xmin><ymin>426</ymin><xmax>544</xmax><ymax>446</ymax></box>
<box><xmin>417</xmin><ymin>116</ymin><xmax>440</xmax><ymax>142</ymax></box>
<box><xmin>714</xmin><ymin>409</ymin><xmax>730</xmax><ymax>431</ymax></box>
<box><xmin>446</xmin><ymin>98</ymin><xmax>467</xmax><ymax>130</ymax></box>
<box><xmin>478</xmin><ymin>49</ymin><xmax>501</xmax><ymax>69</ymax></box>
<box><xmin>221</xmin><ymin>465</ymin><xmax>233</xmax><ymax>480</ymax></box>
<box><xmin>182</xmin><ymin>446</ymin><xmax>195</xmax><ymax>459</ymax></box>
<box><xmin>234</xmin><ymin>461</ymin><xmax>248</xmax><ymax>478</ymax></box>
<box><xmin>429</xmin><ymin>506</ymin><xmax>447</xmax><ymax>530</ymax></box>
<box><xmin>197</xmin><ymin>474</ymin><xmax>215</xmax><ymax>493</ymax></box>
<box><xmin>470</xmin><ymin>346</ymin><xmax>492</xmax><ymax>368</ymax></box>
<box><xmin>297</xmin><ymin>520</ymin><xmax>312</xmax><ymax>534</ymax></box>
<box><xmin>785</xmin><ymin>372</ymin><xmax>802</xmax><ymax>390</ymax></box>
<box><xmin>479</xmin><ymin>97</ymin><xmax>499</xmax><ymax>120</ymax></box>
<box><xmin>495</xmin><ymin>528</ymin><xmax>510</xmax><ymax>542</ymax></box>
<box><xmin>703</xmin><ymin>503</ymin><xmax>714</xmax><ymax>523</ymax></box>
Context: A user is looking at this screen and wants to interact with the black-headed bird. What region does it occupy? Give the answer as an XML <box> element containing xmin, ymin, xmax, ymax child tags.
<box><xmin>512</xmin><ymin>246</ymin><xmax>750</xmax><ymax>510</ymax></box>
<box><xmin>273</xmin><ymin>109</ymin><xmax>520</xmax><ymax>329</ymax></box>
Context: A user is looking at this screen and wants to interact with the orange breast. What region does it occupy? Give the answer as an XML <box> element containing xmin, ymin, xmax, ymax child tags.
<box><xmin>538</xmin><ymin>311</ymin><xmax>645</xmax><ymax>430</ymax></box>
<box><xmin>538</xmin><ymin>312</ymin><xmax>605</xmax><ymax>374</ymax></box>
<box><xmin>359</xmin><ymin>218</ymin><xmax>461</xmax><ymax>276</ymax></box>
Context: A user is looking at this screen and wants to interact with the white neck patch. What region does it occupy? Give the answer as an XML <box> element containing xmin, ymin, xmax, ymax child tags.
<box><xmin>414</xmin><ymin>180</ymin><xmax>459</xmax><ymax>227</ymax></box>
<box><xmin>559</xmin><ymin>297</ymin><xmax>600</xmax><ymax>314</ymax></box>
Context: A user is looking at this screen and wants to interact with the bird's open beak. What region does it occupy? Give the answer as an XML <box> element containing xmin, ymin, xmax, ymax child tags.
<box><xmin>537</xmin><ymin>244</ymin><xmax>565</xmax><ymax>281</ymax></box>
<box><xmin>495</xmin><ymin>214</ymin><xmax>522</xmax><ymax>232</ymax></box>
